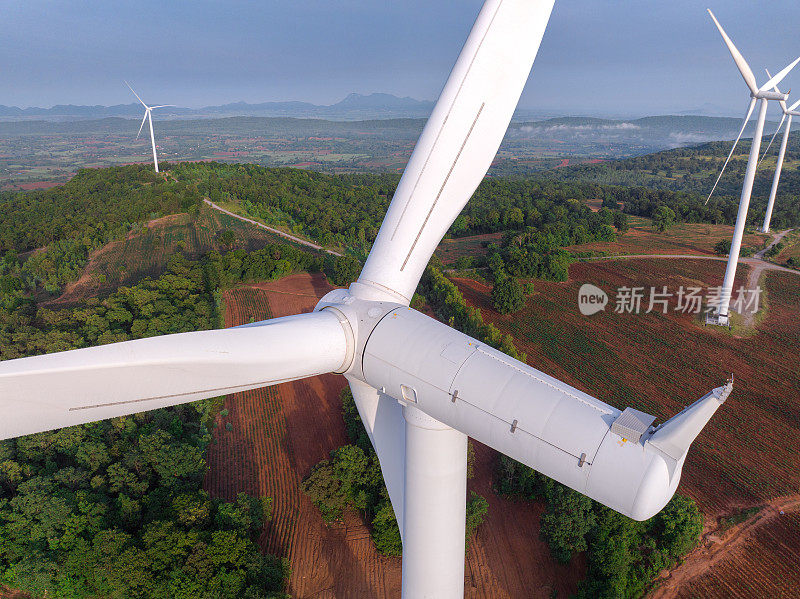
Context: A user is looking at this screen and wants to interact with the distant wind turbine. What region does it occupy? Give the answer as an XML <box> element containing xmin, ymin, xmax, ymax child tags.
<box><xmin>125</xmin><ymin>81</ymin><xmax>174</xmax><ymax>173</ymax></box>
<box><xmin>705</xmin><ymin>9</ymin><xmax>799</xmax><ymax>325</ymax></box>
<box><xmin>758</xmin><ymin>69</ymin><xmax>800</xmax><ymax>232</ymax></box>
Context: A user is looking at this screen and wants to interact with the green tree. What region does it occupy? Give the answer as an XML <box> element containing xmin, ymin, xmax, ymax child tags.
<box><xmin>491</xmin><ymin>276</ymin><xmax>525</xmax><ymax>314</ymax></box>
<box><xmin>652</xmin><ymin>205</ymin><xmax>676</xmax><ymax>232</ymax></box>
<box><xmin>714</xmin><ymin>238</ymin><xmax>731</xmax><ymax>255</ymax></box>
<box><xmin>539</xmin><ymin>486</ymin><xmax>597</xmax><ymax>564</ymax></box>
<box><xmin>328</xmin><ymin>255</ymin><xmax>361</xmax><ymax>287</ymax></box>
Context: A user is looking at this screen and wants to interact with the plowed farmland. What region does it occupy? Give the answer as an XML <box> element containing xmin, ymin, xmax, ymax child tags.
<box><xmin>652</xmin><ymin>495</ymin><xmax>800</xmax><ymax>599</ymax></box>
<box><xmin>204</xmin><ymin>272</ymin><xmax>584</xmax><ymax>598</ymax></box>
<box><xmin>453</xmin><ymin>258</ymin><xmax>800</xmax><ymax>598</ymax></box>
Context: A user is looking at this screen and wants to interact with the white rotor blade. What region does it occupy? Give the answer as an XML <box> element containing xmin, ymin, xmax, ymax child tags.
<box><xmin>137</xmin><ymin>110</ymin><xmax>149</xmax><ymax>139</ymax></box>
<box><xmin>358</xmin><ymin>0</ymin><xmax>555</xmax><ymax>302</ymax></box>
<box><xmin>789</xmin><ymin>98</ymin><xmax>800</xmax><ymax>112</ymax></box>
<box><xmin>149</xmin><ymin>105</ymin><xmax>176</xmax><ymax>109</ymax></box>
<box><xmin>706</xmin><ymin>98</ymin><xmax>756</xmax><ymax>204</ymax></box>
<box><xmin>758</xmin><ymin>113</ymin><xmax>786</xmax><ymax>165</ymax></box>
<box><xmin>0</xmin><ymin>311</ymin><xmax>348</xmax><ymax>440</ymax></box>
<box><xmin>125</xmin><ymin>80</ymin><xmax>148</xmax><ymax>109</ymax></box>
<box><xmin>707</xmin><ymin>9</ymin><xmax>758</xmax><ymax>95</ymax></box>
<box><xmin>348</xmin><ymin>378</ymin><xmax>406</xmax><ymax>537</ymax></box>
<box><xmin>759</xmin><ymin>56</ymin><xmax>800</xmax><ymax>93</ymax></box>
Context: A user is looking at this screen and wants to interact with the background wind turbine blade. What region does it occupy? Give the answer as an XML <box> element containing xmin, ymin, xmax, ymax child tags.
<box><xmin>357</xmin><ymin>0</ymin><xmax>555</xmax><ymax>303</ymax></box>
<box><xmin>706</xmin><ymin>98</ymin><xmax>756</xmax><ymax>203</ymax></box>
<box><xmin>758</xmin><ymin>113</ymin><xmax>786</xmax><ymax>165</ymax></box>
<box><xmin>789</xmin><ymin>98</ymin><xmax>800</xmax><ymax>112</ymax></box>
<box><xmin>0</xmin><ymin>311</ymin><xmax>348</xmax><ymax>440</ymax></box>
<box><xmin>136</xmin><ymin>110</ymin><xmax>148</xmax><ymax>139</ymax></box>
<box><xmin>124</xmin><ymin>80</ymin><xmax>148</xmax><ymax>108</ymax></box>
<box><xmin>759</xmin><ymin>56</ymin><xmax>800</xmax><ymax>93</ymax></box>
<box><xmin>707</xmin><ymin>9</ymin><xmax>758</xmax><ymax>94</ymax></box>
<box><xmin>149</xmin><ymin>105</ymin><xmax>176</xmax><ymax>109</ymax></box>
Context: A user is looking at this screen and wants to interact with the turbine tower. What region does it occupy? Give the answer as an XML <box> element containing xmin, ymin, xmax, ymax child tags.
<box><xmin>125</xmin><ymin>81</ymin><xmax>174</xmax><ymax>173</ymax></box>
<box><xmin>2</xmin><ymin>3</ymin><xmax>731</xmax><ymax>597</ymax></box>
<box><xmin>705</xmin><ymin>9</ymin><xmax>798</xmax><ymax>326</ymax></box>
<box><xmin>759</xmin><ymin>71</ymin><xmax>800</xmax><ymax>233</ymax></box>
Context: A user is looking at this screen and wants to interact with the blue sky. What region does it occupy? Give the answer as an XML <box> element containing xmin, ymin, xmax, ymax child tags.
<box><xmin>3</xmin><ymin>1</ymin><xmax>800</xmax><ymax>117</ymax></box>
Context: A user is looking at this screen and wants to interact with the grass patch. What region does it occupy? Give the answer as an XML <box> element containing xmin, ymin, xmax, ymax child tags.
<box><xmin>720</xmin><ymin>506</ymin><xmax>762</xmax><ymax>533</ymax></box>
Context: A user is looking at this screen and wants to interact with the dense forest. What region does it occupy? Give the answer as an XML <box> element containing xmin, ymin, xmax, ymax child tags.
<box><xmin>0</xmin><ymin>165</ymin><xmax>201</xmax><ymax>292</ymax></box>
<box><xmin>170</xmin><ymin>162</ymin><xmax>722</xmax><ymax>254</ymax></box>
<box><xmin>0</xmin><ymin>243</ymin><xmax>331</xmax><ymax>598</ymax></box>
<box><xmin>545</xmin><ymin>132</ymin><xmax>800</xmax><ymax>229</ymax></box>
<box><xmin>1</xmin><ymin>161</ymin><xmax>773</xmax><ymax>299</ymax></box>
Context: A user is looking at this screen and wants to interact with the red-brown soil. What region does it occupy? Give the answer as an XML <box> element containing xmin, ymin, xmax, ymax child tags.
<box><xmin>204</xmin><ymin>272</ymin><xmax>584</xmax><ymax>598</ymax></box>
<box><xmin>16</xmin><ymin>180</ymin><xmax>60</xmax><ymax>190</ymax></box>
<box><xmin>651</xmin><ymin>495</ymin><xmax>800</xmax><ymax>598</ymax></box>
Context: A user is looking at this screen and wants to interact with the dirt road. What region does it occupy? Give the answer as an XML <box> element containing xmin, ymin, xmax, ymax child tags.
<box><xmin>204</xmin><ymin>198</ymin><xmax>343</xmax><ymax>256</ymax></box>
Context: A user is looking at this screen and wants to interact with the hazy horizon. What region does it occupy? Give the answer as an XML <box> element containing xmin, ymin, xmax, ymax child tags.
<box><xmin>4</xmin><ymin>1</ymin><xmax>800</xmax><ymax>121</ymax></box>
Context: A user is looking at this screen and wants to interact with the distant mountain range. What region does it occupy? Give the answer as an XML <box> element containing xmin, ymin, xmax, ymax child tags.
<box><xmin>0</xmin><ymin>93</ymin><xmax>439</xmax><ymax>122</ymax></box>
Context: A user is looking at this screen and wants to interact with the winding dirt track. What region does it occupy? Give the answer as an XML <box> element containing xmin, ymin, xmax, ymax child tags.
<box><xmin>204</xmin><ymin>199</ymin><xmax>343</xmax><ymax>256</ymax></box>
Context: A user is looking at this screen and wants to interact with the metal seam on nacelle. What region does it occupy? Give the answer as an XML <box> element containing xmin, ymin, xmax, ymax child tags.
<box><xmin>447</xmin><ymin>389</ymin><xmax>594</xmax><ymax>465</ymax></box>
<box><xmin>359</xmin><ymin>308</ymin><xmax>408</xmax><ymax>379</ymax></box>
<box><xmin>474</xmin><ymin>348</ymin><xmax>614</xmax><ymax>415</ymax></box>
<box><xmin>389</xmin><ymin>0</ymin><xmax>504</xmax><ymax>243</ymax></box>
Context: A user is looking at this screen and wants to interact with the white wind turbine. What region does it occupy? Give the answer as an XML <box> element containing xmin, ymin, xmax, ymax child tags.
<box><xmin>758</xmin><ymin>70</ymin><xmax>800</xmax><ymax>233</ymax></box>
<box><xmin>1</xmin><ymin>2</ymin><xmax>731</xmax><ymax>597</ymax></box>
<box><xmin>704</xmin><ymin>9</ymin><xmax>798</xmax><ymax>326</ymax></box>
<box><xmin>125</xmin><ymin>81</ymin><xmax>174</xmax><ymax>173</ymax></box>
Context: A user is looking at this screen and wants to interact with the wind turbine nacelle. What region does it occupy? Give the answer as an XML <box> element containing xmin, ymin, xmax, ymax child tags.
<box><xmin>755</xmin><ymin>90</ymin><xmax>789</xmax><ymax>101</ymax></box>
<box><xmin>354</xmin><ymin>305</ymin><xmax>729</xmax><ymax>521</ymax></box>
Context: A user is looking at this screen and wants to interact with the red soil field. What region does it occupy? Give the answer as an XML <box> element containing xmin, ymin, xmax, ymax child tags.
<box><xmin>16</xmin><ymin>180</ymin><xmax>60</xmax><ymax>190</ymax></box>
<box><xmin>653</xmin><ymin>495</ymin><xmax>800</xmax><ymax>599</ymax></box>
<box><xmin>204</xmin><ymin>272</ymin><xmax>584</xmax><ymax>598</ymax></box>
<box><xmin>555</xmin><ymin>158</ymin><xmax>570</xmax><ymax>168</ymax></box>
<box><xmin>436</xmin><ymin>232</ymin><xmax>504</xmax><ymax>264</ymax></box>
